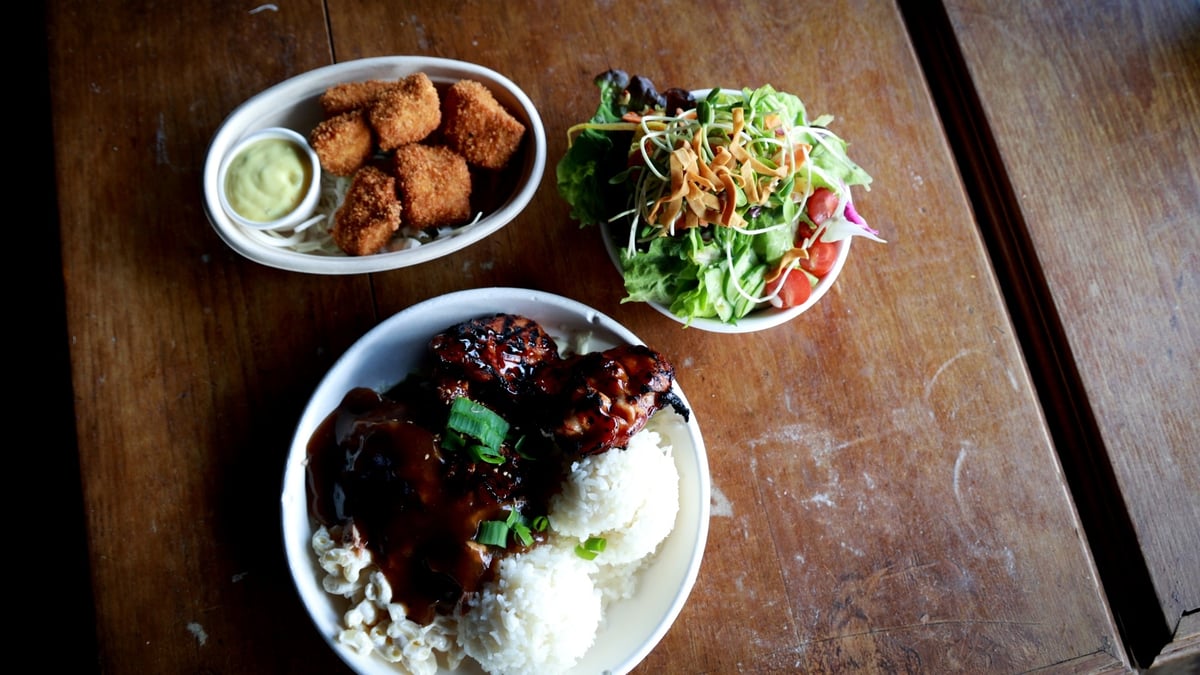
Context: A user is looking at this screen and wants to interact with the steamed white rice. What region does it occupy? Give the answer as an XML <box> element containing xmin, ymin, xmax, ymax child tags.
<box><xmin>457</xmin><ymin>543</ymin><xmax>600</xmax><ymax>673</ymax></box>
<box><xmin>550</xmin><ymin>428</ymin><xmax>680</xmax><ymax>566</ymax></box>
<box><xmin>313</xmin><ymin>424</ymin><xmax>680</xmax><ymax>675</ymax></box>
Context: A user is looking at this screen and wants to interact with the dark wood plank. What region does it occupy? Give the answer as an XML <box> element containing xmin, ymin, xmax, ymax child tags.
<box><xmin>47</xmin><ymin>2</ymin><xmax>371</xmax><ymax>672</ymax></box>
<box><xmin>916</xmin><ymin>0</ymin><xmax>1199</xmax><ymax>668</ymax></box>
<box><xmin>33</xmin><ymin>1</ymin><xmax>95</xmax><ymax>671</ymax></box>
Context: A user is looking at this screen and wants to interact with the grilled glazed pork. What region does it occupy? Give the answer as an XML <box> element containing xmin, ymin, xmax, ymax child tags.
<box><xmin>429</xmin><ymin>313</ymin><xmax>561</xmax><ymax>411</ymax></box>
<box><xmin>533</xmin><ymin>344</ymin><xmax>681</xmax><ymax>456</ymax></box>
<box><xmin>428</xmin><ymin>314</ymin><xmax>688</xmax><ymax>456</ymax></box>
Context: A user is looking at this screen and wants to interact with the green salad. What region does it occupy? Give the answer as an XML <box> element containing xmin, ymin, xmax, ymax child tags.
<box><xmin>557</xmin><ymin>70</ymin><xmax>883</xmax><ymax>326</ymax></box>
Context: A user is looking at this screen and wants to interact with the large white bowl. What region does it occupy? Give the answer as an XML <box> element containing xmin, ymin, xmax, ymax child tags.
<box><xmin>203</xmin><ymin>56</ymin><xmax>546</xmax><ymax>274</ymax></box>
<box><xmin>280</xmin><ymin>288</ymin><xmax>710</xmax><ymax>674</ymax></box>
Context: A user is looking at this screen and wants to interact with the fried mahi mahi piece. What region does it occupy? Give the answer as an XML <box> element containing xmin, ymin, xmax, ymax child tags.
<box><xmin>319</xmin><ymin>78</ymin><xmax>395</xmax><ymax>117</ymax></box>
<box><xmin>393</xmin><ymin>143</ymin><xmax>472</xmax><ymax>231</ymax></box>
<box><xmin>441</xmin><ymin>79</ymin><xmax>526</xmax><ymax>170</ymax></box>
<box><xmin>309</xmin><ymin>109</ymin><xmax>375</xmax><ymax>176</ymax></box>
<box><xmin>428</xmin><ymin>314</ymin><xmax>561</xmax><ymax>412</ymax></box>
<box><xmin>369</xmin><ymin>72</ymin><xmax>441</xmax><ymax>152</ymax></box>
<box><xmin>331</xmin><ymin>165</ymin><xmax>401</xmax><ymax>255</ymax></box>
<box><xmin>533</xmin><ymin>344</ymin><xmax>686</xmax><ymax>456</ymax></box>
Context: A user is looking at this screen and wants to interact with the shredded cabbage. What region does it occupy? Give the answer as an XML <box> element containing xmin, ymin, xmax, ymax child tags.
<box><xmin>234</xmin><ymin>172</ymin><xmax>486</xmax><ymax>256</ymax></box>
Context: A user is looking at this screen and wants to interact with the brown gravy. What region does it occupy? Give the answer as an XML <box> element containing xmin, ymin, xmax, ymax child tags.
<box><xmin>305</xmin><ymin>383</ymin><xmax>562</xmax><ymax>625</ymax></box>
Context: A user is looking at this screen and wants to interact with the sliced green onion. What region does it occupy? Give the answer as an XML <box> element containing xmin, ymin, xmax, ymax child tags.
<box><xmin>500</xmin><ymin>509</ymin><xmax>532</xmax><ymax>546</ymax></box>
<box><xmin>476</xmin><ymin>520</ymin><xmax>510</xmax><ymax>548</ymax></box>
<box><xmin>477</xmin><ymin>510</ymin><xmax>546</xmax><ymax>549</ymax></box>
<box><xmin>510</xmin><ymin>433</ymin><xmax>534</xmax><ymax>459</ymax></box>
<box><xmin>574</xmin><ymin>536</ymin><xmax>607</xmax><ymax>560</ymax></box>
<box><xmin>446</xmin><ymin>398</ymin><xmax>509</xmax><ymax>451</ymax></box>
<box><xmin>440</xmin><ymin>430</ymin><xmax>466</xmax><ymax>452</ymax></box>
<box><xmin>468</xmin><ymin>443</ymin><xmax>505</xmax><ymax>464</ymax></box>
<box><xmin>445</xmin><ymin>398</ymin><xmax>514</xmax><ymax>466</ymax></box>
<box><xmin>511</xmin><ymin>522</ymin><xmax>533</xmax><ymax>547</ymax></box>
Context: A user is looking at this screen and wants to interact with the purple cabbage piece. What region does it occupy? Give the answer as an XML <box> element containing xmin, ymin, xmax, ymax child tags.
<box><xmin>844</xmin><ymin>200</ymin><xmax>880</xmax><ymax>237</ymax></box>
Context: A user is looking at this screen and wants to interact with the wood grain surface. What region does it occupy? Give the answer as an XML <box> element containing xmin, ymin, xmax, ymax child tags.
<box><xmin>922</xmin><ymin>1</ymin><xmax>1199</xmax><ymax>669</ymax></box>
<box><xmin>41</xmin><ymin>0</ymin><xmax>1151</xmax><ymax>672</ymax></box>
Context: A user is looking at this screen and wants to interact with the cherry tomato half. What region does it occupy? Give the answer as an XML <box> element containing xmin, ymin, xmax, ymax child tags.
<box><xmin>798</xmin><ymin>239</ymin><xmax>840</xmax><ymax>278</ymax></box>
<box><xmin>766</xmin><ymin>268</ymin><xmax>813</xmax><ymax>308</ymax></box>
<box><xmin>795</xmin><ymin>188</ymin><xmax>842</xmax><ymax>278</ymax></box>
<box><xmin>806</xmin><ymin>187</ymin><xmax>839</xmax><ymax>227</ymax></box>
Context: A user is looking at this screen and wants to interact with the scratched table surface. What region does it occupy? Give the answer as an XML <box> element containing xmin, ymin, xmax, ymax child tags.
<box><xmin>41</xmin><ymin>0</ymin><xmax>1159</xmax><ymax>672</ymax></box>
<box><xmin>908</xmin><ymin>1</ymin><xmax>1200</xmax><ymax>671</ymax></box>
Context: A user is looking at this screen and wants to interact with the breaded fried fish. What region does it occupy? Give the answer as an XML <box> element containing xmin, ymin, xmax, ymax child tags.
<box><xmin>441</xmin><ymin>79</ymin><xmax>526</xmax><ymax>170</ymax></box>
<box><xmin>369</xmin><ymin>73</ymin><xmax>441</xmax><ymax>152</ymax></box>
<box><xmin>309</xmin><ymin>109</ymin><xmax>374</xmax><ymax>176</ymax></box>
<box><xmin>319</xmin><ymin>78</ymin><xmax>395</xmax><ymax>117</ymax></box>
<box><xmin>332</xmin><ymin>165</ymin><xmax>401</xmax><ymax>256</ymax></box>
<box><xmin>393</xmin><ymin>143</ymin><xmax>472</xmax><ymax>231</ymax></box>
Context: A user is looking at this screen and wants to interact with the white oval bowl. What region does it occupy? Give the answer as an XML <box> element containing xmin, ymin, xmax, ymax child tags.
<box><xmin>601</xmin><ymin>87</ymin><xmax>853</xmax><ymax>334</ymax></box>
<box><xmin>217</xmin><ymin>127</ymin><xmax>322</xmax><ymax>231</ymax></box>
<box><xmin>280</xmin><ymin>288</ymin><xmax>711</xmax><ymax>674</ymax></box>
<box><xmin>203</xmin><ymin>57</ymin><xmax>547</xmax><ymax>274</ymax></box>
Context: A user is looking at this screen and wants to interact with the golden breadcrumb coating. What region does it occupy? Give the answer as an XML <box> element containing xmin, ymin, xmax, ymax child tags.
<box><xmin>319</xmin><ymin>79</ymin><xmax>395</xmax><ymax>117</ymax></box>
<box><xmin>332</xmin><ymin>165</ymin><xmax>401</xmax><ymax>255</ymax></box>
<box><xmin>392</xmin><ymin>143</ymin><xmax>472</xmax><ymax>231</ymax></box>
<box><xmin>309</xmin><ymin>109</ymin><xmax>375</xmax><ymax>176</ymax></box>
<box><xmin>368</xmin><ymin>73</ymin><xmax>441</xmax><ymax>152</ymax></box>
<box><xmin>441</xmin><ymin>79</ymin><xmax>526</xmax><ymax>170</ymax></box>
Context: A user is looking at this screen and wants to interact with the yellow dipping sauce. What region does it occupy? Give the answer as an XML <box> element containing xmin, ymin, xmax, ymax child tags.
<box><xmin>224</xmin><ymin>137</ymin><xmax>313</xmax><ymax>222</ymax></box>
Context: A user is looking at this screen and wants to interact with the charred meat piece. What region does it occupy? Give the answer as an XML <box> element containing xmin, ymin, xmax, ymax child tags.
<box><xmin>533</xmin><ymin>344</ymin><xmax>682</xmax><ymax>456</ymax></box>
<box><xmin>428</xmin><ymin>314</ymin><xmax>561</xmax><ymax>411</ymax></box>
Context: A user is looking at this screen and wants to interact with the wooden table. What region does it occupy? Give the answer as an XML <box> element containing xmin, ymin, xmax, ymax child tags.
<box><xmin>39</xmin><ymin>1</ymin><xmax>1195</xmax><ymax>672</ymax></box>
<box><xmin>904</xmin><ymin>1</ymin><xmax>1200</xmax><ymax>671</ymax></box>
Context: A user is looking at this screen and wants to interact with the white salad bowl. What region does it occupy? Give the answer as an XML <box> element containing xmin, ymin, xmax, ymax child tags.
<box><xmin>597</xmin><ymin>86</ymin><xmax>856</xmax><ymax>334</ymax></box>
<box><xmin>280</xmin><ymin>288</ymin><xmax>711</xmax><ymax>675</ymax></box>
<box><xmin>203</xmin><ymin>56</ymin><xmax>546</xmax><ymax>274</ymax></box>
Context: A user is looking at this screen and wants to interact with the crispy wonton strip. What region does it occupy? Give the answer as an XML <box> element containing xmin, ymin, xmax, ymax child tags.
<box><xmin>644</xmin><ymin>106</ymin><xmax>810</xmax><ymax>230</ymax></box>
